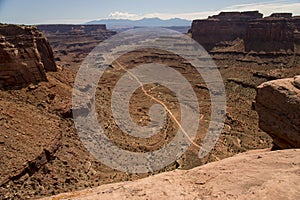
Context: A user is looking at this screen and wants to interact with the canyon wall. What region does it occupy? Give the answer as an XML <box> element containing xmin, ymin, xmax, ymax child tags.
<box><xmin>0</xmin><ymin>24</ymin><xmax>57</xmax><ymax>89</ymax></box>
<box><xmin>244</xmin><ymin>16</ymin><xmax>300</xmax><ymax>52</ymax></box>
<box><xmin>37</xmin><ymin>24</ymin><xmax>117</xmax><ymax>68</ymax></box>
<box><xmin>191</xmin><ymin>11</ymin><xmax>300</xmax><ymax>53</ymax></box>
<box><xmin>191</xmin><ymin>11</ymin><xmax>263</xmax><ymax>50</ymax></box>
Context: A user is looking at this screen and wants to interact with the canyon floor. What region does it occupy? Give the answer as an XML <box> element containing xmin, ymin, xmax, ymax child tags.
<box><xmin>1</xmin><ymin>29</ymin><xmax>300</xmax><ymax>199</ymax></box>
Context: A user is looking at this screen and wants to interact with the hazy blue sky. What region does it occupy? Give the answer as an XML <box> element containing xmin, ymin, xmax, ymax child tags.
<box><xmin>1</xmin><ymin>0</ymin><xmax>300</xmax><ymax>24</ymax></box>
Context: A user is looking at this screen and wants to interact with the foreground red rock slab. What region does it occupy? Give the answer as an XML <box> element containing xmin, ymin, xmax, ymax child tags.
<box><xmin>42</xmin><ymin>149</ymin><xmax>300</xmax><ymax>200</ymax></box>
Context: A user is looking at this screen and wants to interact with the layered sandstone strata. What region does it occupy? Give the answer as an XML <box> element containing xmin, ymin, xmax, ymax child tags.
<box><xmin>191</xmin><ymin>11</ymin><xmax>263</xmax><ymax>50</ymax></box>
<box><xmin>244</xmin><ymin>16</ymin><xmax>298</xmax><ymax>52</ymax></box>
<box><xmin>37</xmin><ymin>24</ymin><xmax>116</xmax><ymax>69</ymax></box>
<box><xmin>0</xmin><ymin>24</ymin><xmax>57</xmax><ymax>89</ymax></box>
<box><xmin>191</xmin><ymin>11</ymin><xmax>300</xmax><ymax>53</ymax></box>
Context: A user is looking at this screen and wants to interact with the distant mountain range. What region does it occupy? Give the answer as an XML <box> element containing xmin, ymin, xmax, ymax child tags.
<box><xmin>86</xmin><ymin>17</ymin><xmax>191</xmax><ymax>29</ymax></box>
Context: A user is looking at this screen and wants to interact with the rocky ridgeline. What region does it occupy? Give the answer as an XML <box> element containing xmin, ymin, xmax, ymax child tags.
<box><xmin>191</xmin><ymin>11</ymin><xmax>300</xmax><ymax>53</ymax></box>
<box><xmin>0</xmin><ymin>24</ymin><xmax>57</xmax><ymax>89</ymax></box>
<box><xmin>37</xmin><ymin>24</ymin><xmax>116</xmax><ymax>42</ymax></box>
<box><xmin>38</xmin><ymin>24</ymin><xmax>107</xmax><ymax>34</ymax></box>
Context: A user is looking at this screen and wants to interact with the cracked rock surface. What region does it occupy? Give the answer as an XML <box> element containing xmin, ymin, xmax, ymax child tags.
<box><xmin>42</xmin><ymin>149</ymin><xmax>300</xmax><ymax>200</ymax></box>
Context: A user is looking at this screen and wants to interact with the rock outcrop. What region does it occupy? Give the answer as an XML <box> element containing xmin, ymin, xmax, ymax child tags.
<box><xmin>0</xmin><ymin>24</ymin><xmax>57</xmax><ymax>89</ymax></box>
<box><xmin>191</xmin><ymin>11</ymin><xmax>300</xmax><ymax>53</ymax></box>
<box><xmin>255</xmin><ymin>76</ymin><xmax>300</xmax><ymax>149</ymax></box>
<box><xmin>41</xmin><ymin>149</ymin><xmax>300</xmax><ymax>200</ymax></box>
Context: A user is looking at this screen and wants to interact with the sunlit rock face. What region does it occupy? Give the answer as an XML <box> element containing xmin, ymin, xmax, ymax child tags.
<box><xmin>256</xmin><ymin>76</ymin><xmax>300</xmax><ymax>149</ymax></box>
<box><xmin>0</xmin><ymin>24</ymin><xmax>57</xmax><ymax>89</ymax></box>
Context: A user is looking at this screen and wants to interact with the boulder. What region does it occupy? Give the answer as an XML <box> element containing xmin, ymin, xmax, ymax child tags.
<box><xmin>256</xmin><ymin>76</ymin><xmax>300</xmax><ymax>149</ymax></box>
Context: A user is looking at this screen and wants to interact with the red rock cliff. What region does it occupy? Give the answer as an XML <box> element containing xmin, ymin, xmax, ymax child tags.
<box><xmin>0</xmin><ymin>24</ymin><xmax>57</xmax><ymax>89</ymax></box>
<box><xmin>191</xmin><ymin>11</ymin><xmax>300</xmax><ymax>53</ymax></box>
<box><xmin>244</xmin><ymin>16</ymin><xmax>296</xmax><ymax>52</ymax></box>
<box><xmin>191</xmin><ymin>11</ymin><xmax>263</xmax><ymax>50</ymax></box>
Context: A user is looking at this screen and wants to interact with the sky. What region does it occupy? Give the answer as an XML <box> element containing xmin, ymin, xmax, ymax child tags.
<box><xmin>0</xmin><ymin>0</ymin><xmax>300</xmax><ymax>24</ymax></box>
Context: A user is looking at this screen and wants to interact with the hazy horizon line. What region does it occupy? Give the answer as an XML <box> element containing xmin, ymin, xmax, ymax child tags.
<box><xmin>2</xmin><ymin>1</ymin><xmax>300</xmax><ymax>25</ymax></box>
